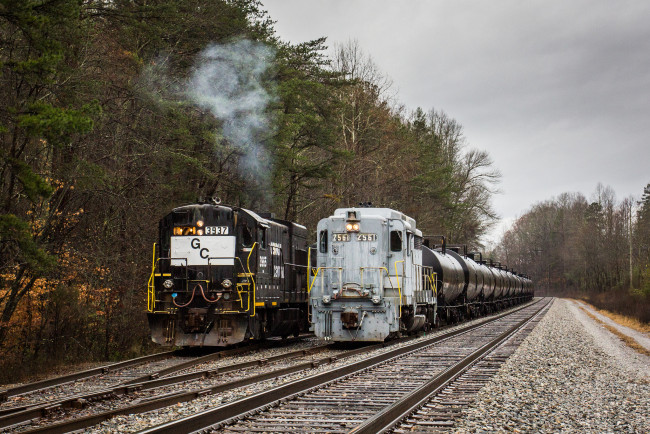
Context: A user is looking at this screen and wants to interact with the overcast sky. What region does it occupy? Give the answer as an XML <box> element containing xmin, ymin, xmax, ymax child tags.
<box><xmin>263</xmin><ymin>0</ymin><xmax>650</xmax><ymax>244</ymax></box>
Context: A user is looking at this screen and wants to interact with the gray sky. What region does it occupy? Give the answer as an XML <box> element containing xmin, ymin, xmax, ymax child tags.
<box><xmin>263</xmin><ymin>0</ymin><xmax>650</xmax><ymax>244</ymax></box>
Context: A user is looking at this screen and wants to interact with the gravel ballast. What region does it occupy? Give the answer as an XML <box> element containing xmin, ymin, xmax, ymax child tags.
<box><xmin>456</xmin><ymin>298</ymin><xmax>650</xmax><ymax>432</ymax></box>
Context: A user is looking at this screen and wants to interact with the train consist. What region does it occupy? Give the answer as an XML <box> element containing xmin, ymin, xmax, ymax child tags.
<box><xmin>147</xmin><ymin>200</ymin><xmax>309</xmax><ymax>346</ymax></box>
<box><xmin>147</xmin><ymin>202</ymin><xmax>532</xmax><ymax>346</ymax></box>
<box><xmin>310</xmin><ymin>207</ymin><xmax>533</xmax><ymax>342</ymax></box>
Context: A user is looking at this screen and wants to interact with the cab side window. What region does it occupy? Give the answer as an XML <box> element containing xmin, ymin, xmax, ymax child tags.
<box><xmin>241</xmin><ymin>224</ymin><xmax>254</xmax><ymax>247</ymax></box>
<box><xmin>390</xmin><ymin>230</ymin><xmax>402</xmax><ymax>252</ymax></box>
<box><xmin>319</xmin><ymin>230</ymin><xmax>328</xmax><ymax>253</ymax></box>
<box><xmin>259</xmin><ymin>227</ymin><xmax>267</xmax><ymax>249</ymax></box>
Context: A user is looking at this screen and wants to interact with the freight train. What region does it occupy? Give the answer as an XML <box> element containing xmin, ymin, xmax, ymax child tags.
<box><xmin>147</xmin><ymin>199</ymin><xmax>309</xmax><ymax>347</ymax></box>
<box><xmin>309</xmin><ymin>207</ymin><xmax>533</xmax><ymax>341</ymax></box>
<box><xmin>147</xmin><ymin>202</ymin><xmax>532</xmax><ymax>346</ymax></box>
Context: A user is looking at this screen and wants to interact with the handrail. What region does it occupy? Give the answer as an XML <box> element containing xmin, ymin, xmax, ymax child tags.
<box><xmin>430</xmin><ymin>272</ymin><xmax>438</xmax><ymax>297</ymax></box>
<box><xmin>394</xmin><ymin>260</ymin><xmax>404</xmax><ymax>319</ymax></box>
<box><xmin>307</xmin><ymin>247</ymin><xmax>312</xmax><ymax>293</ymax></box>
<box><xmin>247</xmin><ymin>242</ymin><xmax>258</xmax><ymax>317</ymax></box>
<box><xmin>149</xmin><ymin>248</ymin><xmax>258</xmax><ymax>315</ymax></box>
<box><xmin>359</xmin><ymin>267</ymin><xmax>394</xmax><ymax>293</ymax></box>
<box><xmin>308</xmin><ymin>267</ymin><xmax>343</xmax><ymax>294</ymax></box>
<box><xmin>308</xmin><ymin>268</ymin><xmax>320</xmax><ymax>294</ymax></box>
<box><xmin>147</xmin><ymin>243</ymin><xmax>157</xmax><ymax>312</ymax></box>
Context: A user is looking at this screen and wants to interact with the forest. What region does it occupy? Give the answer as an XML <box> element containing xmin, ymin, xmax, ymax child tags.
<box><xmin>0</xmin><ymin>0</ymin><xmax>500</xmax><ymax>380</ymax></box>
<box><xmin>0</xmin><ymin>0</ymin><xmax>647</xmax><ymax>381</ymax></box>
<box><xmin>493</xmin><ymin>183</ymin><xmax>650</xmax><ymax>322</ymax></box>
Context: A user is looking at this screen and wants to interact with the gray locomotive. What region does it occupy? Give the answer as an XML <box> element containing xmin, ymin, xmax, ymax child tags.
<box><xmin>147</xmin><ymin>200</ymin><xmax>309</xmax><ymax>347</ymax></box>
<box><xmin>310</xmin><ymin>207</ymin><xmax>533</xmax><ymax>341</ymax></box>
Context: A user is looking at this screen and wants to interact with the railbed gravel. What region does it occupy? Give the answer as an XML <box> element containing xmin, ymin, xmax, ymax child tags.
<box><xmin>455</xmin><ymin>298</ymin><xmax>650</xmax><ymax>433</ymax></box>
<box><xmin>87</xmin><ymin>301</ymin><xmax>537</xmax><ymax>433</ymax></box>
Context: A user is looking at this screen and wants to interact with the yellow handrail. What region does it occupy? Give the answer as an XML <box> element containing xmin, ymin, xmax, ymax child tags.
<box><xmin>247</xmin><ymin>242</ymin><xmax>258</xmax><ymax>317</ymax></box>
<box><xmin>431</xmin><ymin>272</ymin><xmax>438</xmax><ymax>297</ymax></box>
<box><xmin>394</xmin><ymin>260</ymin><xmax>404</xmax><ymax>319</ymax></box>
<box><xmin>308</xmin><ymin>267</ymin><xmax>321</xmax><ymax>294</ymax></box>
<box><xmin>307</xmin><ymin>267</ymin><xmax>343</xmax><ymax>294</ymax></box>
<box><xmin>147</xmin><ymin>243</ymin><xmax>157</xmax><ymax>312</ymax></box>
<box><xmin>307</xmin><ymin>246</ymin><xmax>311</xmax><ymax>293</ymax></box>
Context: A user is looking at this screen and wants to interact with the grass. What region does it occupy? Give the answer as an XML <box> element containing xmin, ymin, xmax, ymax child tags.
<box><xmin>578</xmin><ymin>305</ymin><xmax>650</xmax><ymax>358</ymax></box>
<box><xmin>578</xmin><ymin>300</ymin><xmax>650</xmax><ymax>335</ymax></box>
<box><xmin>581</xmin><ymin>289</ymin><xmax>650</xmax><ymax>324</ymax></box>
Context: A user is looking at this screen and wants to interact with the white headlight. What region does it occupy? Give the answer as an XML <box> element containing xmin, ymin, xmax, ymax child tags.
<box><xmin>322</xmin><ymin>295</ymin><xmax>331</xmax><ymax>304</ymax></box>
<box><xmin>372</xmin><ymin>295</ymin><xmax>380</xmax><ymax>304</ymax></box>
<box><xmin>222</xmin><ymin>279</ymin><xmax>232</xmax><ymax>288</ymax></box>
<box><xmin>163</xmin><ymin>279</ymin><xmax>174</xmax><ymax>289</ymax></box>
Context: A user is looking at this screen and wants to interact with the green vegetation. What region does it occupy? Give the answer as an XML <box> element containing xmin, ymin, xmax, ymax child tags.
<box><xmin>0</xmin><ymin>1</ymin><xmax>500</xmax><ymax>380</ymax></box>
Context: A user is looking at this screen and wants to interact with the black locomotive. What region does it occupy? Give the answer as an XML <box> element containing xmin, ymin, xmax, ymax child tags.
<box><xmin>147</xmin><ymin>200</ymin><xmax>310</xmax><ymax>347</ymax></box>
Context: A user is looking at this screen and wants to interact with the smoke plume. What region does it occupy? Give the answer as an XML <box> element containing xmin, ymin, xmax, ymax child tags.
<box><xmin>186</xmin><ymin>40</ymin><xmax>275</xmax><ymax>183</ymax></box>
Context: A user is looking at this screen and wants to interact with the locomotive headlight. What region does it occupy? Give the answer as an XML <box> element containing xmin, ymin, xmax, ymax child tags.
<box><xmin>346</xmin><ymin>223</ymin><xmax>353</xmax><ymax>231</ymax></box>
<box><xmin>352</xmin><ymin>223</ymin><xmax>359</xmax><ymax>231</ymax></box>
<box><xmin>322</xmin><ymin>295</ymin><xmax>331</xmax><ymax>304</ymax></box>
<box><xmin>197</xmin><ymin>229</ymin><xmax>204</xmax><ymax>235</ymax></box>
<box><xmin>163</xmin><ymin>279</ymin><xmax>174</xmax><ymax>289</ymax></box>
<box><xmin>173</xmin><ymin>227</ymin><xmax>182</xmax><ymax>236</ymax></box>
<box><xmin>196</xmin><ymin>220</ymin><xmax>204</xmax><ymax>227</ymax></box>
<box><xmin>372</xmin><ymin>295</ymin><xmax>381</xmax><ymax>304</ymax></box>
<box><xmin>221</xmin><ymin>279</ymin><xmax>233</xmax><ymax>288</ymax></box>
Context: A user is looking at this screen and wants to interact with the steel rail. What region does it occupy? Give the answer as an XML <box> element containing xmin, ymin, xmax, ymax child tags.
<box><xmin>0</xmin><ymin>351</ymin><xmax>176</xmax><ymax>403</ymax></box>
<box><xmin>350</xmin><ymin>297</ymin><xmax>552</xmax><ymax>434</ymax></box>
<box><xmin>136</xmin><ymin>299</ymin><xmax>543</xmax><ymax>434</ymax></box>
<box><xmin>20</xmin><ymin>341</ymin><xmax>413</xmax><ymax>434</ymax></box>
<box><xmin>0</xmin><ymin>336</ymin><xmax>310</xmax><ymax>429</ymax></box>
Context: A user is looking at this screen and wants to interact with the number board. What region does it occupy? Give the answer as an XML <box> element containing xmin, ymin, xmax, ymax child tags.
<box><xmin>205</xmin><ymin>226</ymin><xmax>229</xmax><ymax>235</ymax></box>
<box><xmin>332</xmin><ymin>233</ymin><xmax>377</xmax><ymax>242</ymax></box>
<box><xmin>332</xmin><ymin>233</ymin><xmax>350</xmax><ymax>242</ymax></box>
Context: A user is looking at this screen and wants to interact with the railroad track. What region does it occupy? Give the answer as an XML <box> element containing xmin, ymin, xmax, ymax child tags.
<box><xmin>139</xmin><ymin>298</ymin><xmax>551</xmax><ymax>434</ymax></box>
<box><xmin>0</xmin><ymin>350</ymin><xmax>175</xmax><ymax>404</ymax></box>
<box><xmin>0</xmin><ymin>336</ymin><xmax>312</xmax><ymax>432</ymax></box>
<box><xmin>359</xmin><ymin>298</ymin><xmax>552</xmax><ymax>433</ymax></box>
<box><xmin>386</xmin><ymin>304</ymin><xmax>548</xmax><ymax>433</ymax></box>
